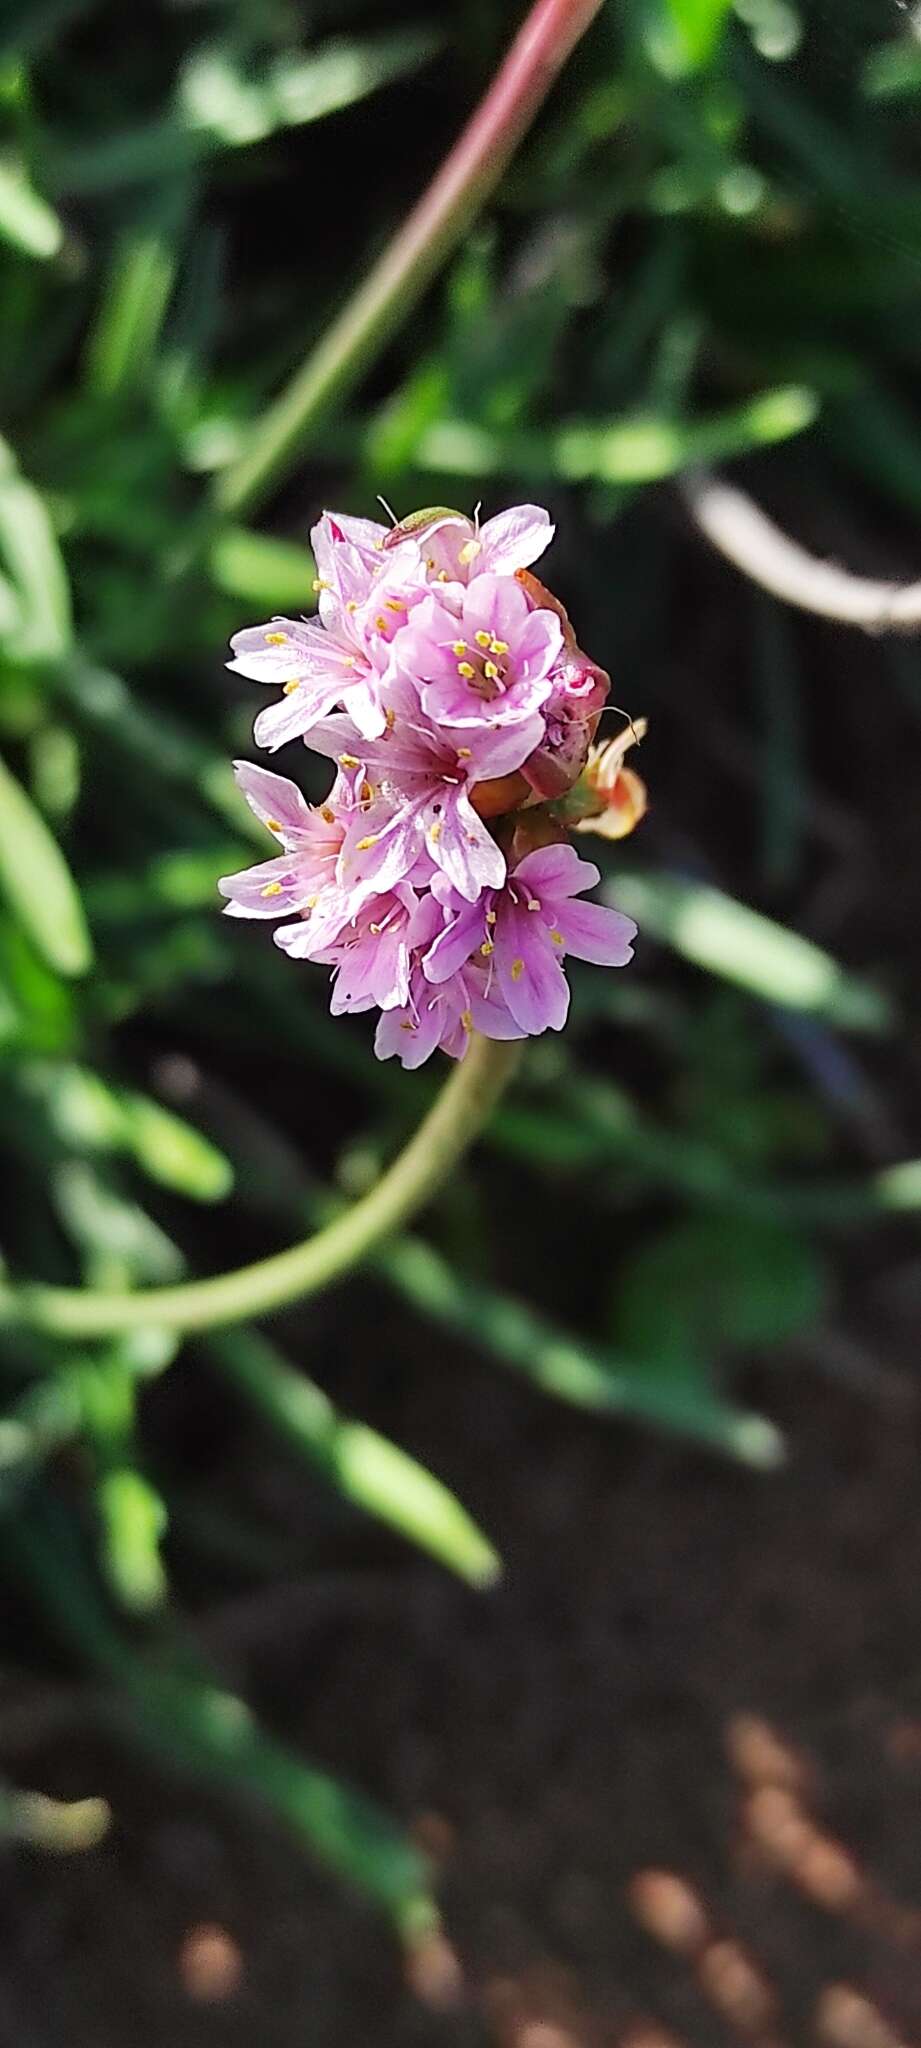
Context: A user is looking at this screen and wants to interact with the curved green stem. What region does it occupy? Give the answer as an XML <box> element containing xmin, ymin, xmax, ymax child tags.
<box><xmin>214</xmin><ymin>0</ymin><xmax>605</xmax><ymax>521</ymax></box>
<box><xmin>0</xmin><ymin>1036</ymin><xmax>519</xmax><ymax>1340</ymax></box>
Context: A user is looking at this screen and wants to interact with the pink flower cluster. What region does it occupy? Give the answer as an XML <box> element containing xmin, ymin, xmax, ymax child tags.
<box><xmin>221</xmin><ymin>505</ymin><xmax>637</xmax><ymax>1066</ymax></box>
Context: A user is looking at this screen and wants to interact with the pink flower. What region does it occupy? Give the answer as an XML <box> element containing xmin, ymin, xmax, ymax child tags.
<box><xmin>372</xmin><ymin>898</ymin><xmax>525</xmax><ymax>1068</ymax></box>
<box><xmin>223</xmin><ymin>502</ymin><xmax>643</xmax><ymax>1066</ymax></box>
<box><xmin>422</xmin><ymin>842</ymin><xmax>637</xmax><ymax>1035</ymax></box>
<box><xmin>286</xmin><ymin>884</ymin><xmax>419</xmax><ymax>1015</ymax></box>
<box><xmin>308</xmin><ymin>669</ymin><xmax>544</xmax><ymax>905</ymax></box>
<box><xmin>218</xmin><ymin>760</ymin><xmax>357</xmax><ymax>954</ymax></box>
<box><xmin>384</xmin><ymin>503</ymin><xmax>554</xmax><ymax>585</ymax></box>
<box><xmin>399</xmin><ymin>573</ymin><xmax>563</xmax><ymax>731</ymax></box>
<box><xmin>228</xmin><ymin>521</ymin><xmax>426</xmax><ymax>747</ymax></box>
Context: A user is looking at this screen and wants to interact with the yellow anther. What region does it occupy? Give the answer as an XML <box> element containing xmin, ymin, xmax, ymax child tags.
<box><xmin>456</xmin><ymin>746</ymin><xmax>472</xmax><ymax>760</ymax></box>
<box><xmin>486</xmin><ymin>909</ymin><xmax>497</xmax><ymax>924</ymax></box>
<box><xmin>400</xmin><ymin>1020</ymin><xmax>415</xmax><ymax>1032</ymax></box>
<box><xmin>457</xmin><ymin>661</ymin><xmax>476</xmax><ymax>681</ymax></box>
<box><xmin>550</xmin><ymin>928</ymin><xmax>564</xmax><ymax>946</ymax></box>
<box><xmin>339</xmin><ymin>754</ymin><xmax>361</xmax><ymax>768</ymax></box>
<box><xmin>437</xmin><ymin>569</ymin><xmax>449</xmax><ymax>581</ymax></box>
<box><xmin>430</xmin><ymin>822</ymin><xmax>443</xmax><ymax>843</ymax></box>
<box><xmin>320</xmin><ymin>806</ymin><xmax>335</xmax><ymax>824</ymax></box>
<box><xmin>384</xmin><ymin>706</ymin><xmax>396</xmax><ymax>730</ymax></box>
<box><xmin>356</xmin><ymin>834</ymin><xmax>379</xmax><ymax>851</ymax></box>
<box><xmin>458</xmin><ymin>538</ymin><xmax>481</xmax><ymax>566</ymax></box>
<box><xmin>490</xmin><ymin>638</ymin><xmax>509</xmax><ymax>656</ymax></box>
<box><xmin>527</xmin><ymin>897</ymin><xmax>541</xmax><ymax>911</ymax></box>
<box><xmin>480</xmin><ymin>939</ymin><xmax>494</xmax><ymax>957</ymax></box>
<box><xmin>452</xmin><ymin>640</ymin><xmax>467</xmax><ymax>657</ymax></box>
<box><xmin>360</xmin><ymin>780</ymin><xmax>374</xmax><ymax>804</ymax></box>
<box><xmin>261</xmin><ymin>881</ymin><xmax>283</xmax><ymax>898</ymax></box>
<box><xmin>460</xmin><ymin>1009</ymin><xmax>473</xmax><ymax>1032</ymax></box>
<box><xmin>266</xmin><ymin>818</ymin><xmax>282</xmax><ymax>833</ymax></box>
<box><xmin>306</xmin><ymin>894</ymin><xmax>319</xmax><ymax>909</ymax></box>
<box><xmin>374</xmin><ymin>614</ymin><xmax>388</xmax><ymax>633</ymax></box>
<box><xmin>264</xmin><ymin>630</ymin><xmax>288</xmax><ymax>645</ymax></box>
<box><xmin>369</xmin><ymin>922</ymin><xmax>382</xmax><ymax>935</ymax></box>
<box><xmin>385</xmin><ymin>598</ymin><xmax>406</xmax><ymax>612</ymax></box>
<box><xmin>283</xmin><ymin>679</ymin><xmax>300</xmax><ymax>694</ymax></box>
<box><xmin>483</xmin><ymin>661</ymin><xmax>499</xmax><ymax>682</ymax></box>
<box><xmin>510</xmin><ymin>957</ymin><xmax>525</xmax><ymax>981</ymax></box>
<box><xmin>474</xmin><ymin>630</ymin><xmax>492</xmax><ymax>648</ymax></box>
<box><xmin>312</xmin><ymin>577</ymin><xmax>331</xmax><ymax>592</ymax></box>
<box><xmin>345</xmin><ymin>599</ymin><xmax>359</xmax><ymax>613</ymax></box>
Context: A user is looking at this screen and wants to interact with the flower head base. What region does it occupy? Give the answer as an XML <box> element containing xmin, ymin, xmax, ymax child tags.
<box><xmin>224</xmin><ymin>504</ymin><xmax>644</xmax><ymax>1066</ymax></box>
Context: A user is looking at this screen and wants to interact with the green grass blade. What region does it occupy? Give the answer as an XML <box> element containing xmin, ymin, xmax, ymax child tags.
<box><xmin>0</xmin><ymin>751</ymin><xmax>92</xmax><ymax>976</ymax></box>
<box><xmin>207</xmin><ymin>1328</ymin><xmax>500</xmax><ymax>1588</ymax></box>
<box><xmin>606</xmin><ymin>868</ymin><xmax>889</xmax><ymax>1031</ymax></box>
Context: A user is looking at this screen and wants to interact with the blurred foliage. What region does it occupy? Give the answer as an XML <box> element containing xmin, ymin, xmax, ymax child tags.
<box><xmin>0</xmin><ymin>0</ymin><xmax>916</xmax><ymax>1928</ymax></box>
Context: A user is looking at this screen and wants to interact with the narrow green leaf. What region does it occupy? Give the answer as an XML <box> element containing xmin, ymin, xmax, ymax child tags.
<box><xmin>664</xmin><ymin>0</ymin><xmax>733</xmax><ymax>68</ymax></box>
<box><xmin>0</xmin><ymin>440</ymin><xmax>72</xmax><ymax>661</ymax></box>
<box><xmin>606</xmin><ymin>869</ymin><xmax>890</xmax><ymax>1032</ymax></box>
<box><xmin>209</xmin><ymin>1328</ymin><xmax>500</xmax><ymax>1587</ymax></box>
<box><xmin>0</xmin><ymin>750</ymin><xmax>92</xmax><ymax>976</ymax></box>
<box><xmin>0</xmin><ymin>159</ymin><xmax>64</xmax><ymax>259</ymax></box>
<box><xmin>209</xmin><ymin>526</ymin><xmax>315</xmax><ymax>610</ymax></box>
<box><xmin>12</xmin><ymin>1505</ymin><xmax>434</xmax><ymax>1927</ymax></box>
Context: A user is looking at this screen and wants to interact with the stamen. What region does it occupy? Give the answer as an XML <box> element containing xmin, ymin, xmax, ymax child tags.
<box><xmin>452</xmin><ymin>640</ymin><xmax>467</xmax><ymax>657</ymax></box>
<box><xmin>266</xmin><ymin>819</ymin><xmax>282</xmax><ymax>833</ymax></box>
<box><xmin>264</xmin><ymin>631</ymin><xmax>288</xmax><ymax>645</ymax></box>
<box><xmin>457</xmin><ymin>661</ymin><xmax>476</xmax><ymax>680</ymax></box>
<box><xmin>510</xmin><ymin>957</ymin><xmax>525</xmax><ymax>981</ymax></box>
<box><xmin>527</xmin><ymin>897</ymin><xmax>541</xmax><ymax>912</ymax></box>
<box><xmin>261</xmin><ymin>881</ymin><xmax>283</xmax><ymax>898</ymax></box>
<box><xmin>549</xmin><ymin>929</ymin><xmax>564</xmax><ymax>946</ymax></box>
<box><xmin>345</xmin><ymin>599</ymin><xmax>359</xmax><ymax>613</ymax></box>
<box><xmin>474</xmin><ymin>630</ymin><xmax>492</xmax><ymax>648</ymax></box>
<box><xmin>385</xmin><ymin>598</ymin><xmax>406</xmax><ymax>612</ymax></box>
<box><xmin>283</xmin><ymin>680</ymin><xmax>300</xmax><ymax>694</ymax></box>
<box><xmin>456</xmin><ymin>747</ymin><xmax>472</xmax><ymax>760</ymax></box>
<box><xmin>430</xmin><ymin>822</ymin><xmax>443</xmax><ymax>843</ymax></box>
<box><xmin>384</xmin><ymin>706</ymin><xmax>396</xmax><ymax>730</ymax></box>
<box><xmin>320</xmin><ymin>807</ymin><xmax>335</xmax><ymax>824</ymax></box>
<box><xmin>306</xmin><ymin>894</ymin><xmax>319</xmax><ymax>909</ymax></box>
<box><xmin>356</xmin><ymin>834</ymin><xmax>379</xmax><ymax>851</ymax></box>
<box><xmin>490</xmin><ymin>638</ymin><xmax>509</xmax><ymax>656</ymax></box>
<box><xmin>483</xmin><ymin>661</ymin><xmax>499</xmax><ymax>682</ymax></box>
<box><xmin>486</xmin><ymin>910</ymin><xmax>497</xmax><ymax>925</ymax></box>
<box><xmin>480</xmin><ymin>940</ymin><xmax>494</xmax><ymax>957</ymax></box>
<box><xmin>339</xmin><ymin>754</ymin><xmax>361</xmax><ymax>768</ymax></box>
<box><xmin>458</xmin><ymin>539</ymin><xmax>481</xmax><ymax>566</ymax></box>
<box><xmin>312</xmin><ymin>578</ymin><xmax>331</xmax><ymax>593</ymax></box>
<box><xmin>374</xmin><ymin>614</ymin><xmax>388</xmax><ymax>633</ymax></box>
<box><xmin>460</xmin><ymin>1009</ymin><xmax>473</xmax><ymax>1032</ymax></box>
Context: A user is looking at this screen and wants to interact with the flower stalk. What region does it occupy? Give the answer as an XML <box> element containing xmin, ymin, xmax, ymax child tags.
<box><xmin>215</xmin><ymin>0</ymin><xmax>605</xmax><ymax>521</ymax></box>
<box><xmin>0</xmin><ymin>1034</ymin><xmax>520</xmax><ymax>1340</ymax></box>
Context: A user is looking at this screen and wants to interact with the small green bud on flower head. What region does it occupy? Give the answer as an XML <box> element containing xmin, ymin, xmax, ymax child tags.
<box><xmin>223</xmin><ymin>502</ymin><xmax>642</xmax><ymax>1065</ymax></box>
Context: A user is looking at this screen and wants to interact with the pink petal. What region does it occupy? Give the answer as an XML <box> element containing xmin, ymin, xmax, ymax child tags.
<box><xmin>555</xmin><ymin>900</ymin><xmax>637</xmax><ymax>967</ymax></box>
<box><xmin>478</xmin><ymin>504</ymin><xmax>554</xmax><ymax>574</ymax></box>
<box><xmin>427</xmin><ymin>789</ymin><xmax>506</xmax><ymax>902</ymax></box>
<box><xmin>513</xmin><ymin>844</ymin><xmax>600</xmax><ymax>899</ymax></box>
<box><xmin>232</xmin><ymin>760</ymin><xmax>313</xmax><ymax>837</ymax></box>
<box><xmin>495</xmin><ymin>906</ymin><xmax>569</xmax><ymax>1033</ymax></box>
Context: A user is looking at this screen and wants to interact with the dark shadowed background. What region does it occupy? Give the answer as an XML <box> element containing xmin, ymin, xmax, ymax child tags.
<box><xmin>2</xmin><ymin>1</ymin><xmax>921</xmax><ymax>2042</ymax></box>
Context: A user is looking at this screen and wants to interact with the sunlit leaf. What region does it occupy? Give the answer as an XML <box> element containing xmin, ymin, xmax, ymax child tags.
<box><xmin>0</xmin><ymin>750</ymin><xmax>91</xmax><ymax>976</ymax></box>
<box><xmin>0</xmin><ymin>159</ymin><xmax>63</xmax><ymax>259</ymax></box>
<box><xmin>605</xmin><ymin>869</ymin><xmax>890</xmax><ymax>1031</ymax></box>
